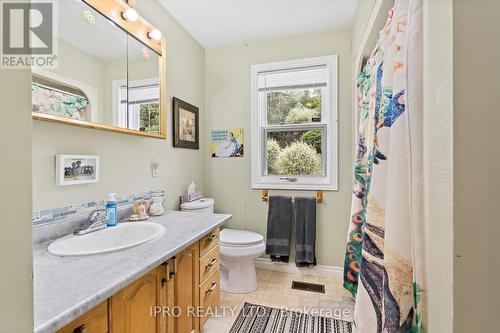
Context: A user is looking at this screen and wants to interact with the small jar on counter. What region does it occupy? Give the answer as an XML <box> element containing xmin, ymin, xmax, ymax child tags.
<box><xmin>149</xmin><ymin>190</ymin><xmax>165</xmax><ymax>216</ymax></box>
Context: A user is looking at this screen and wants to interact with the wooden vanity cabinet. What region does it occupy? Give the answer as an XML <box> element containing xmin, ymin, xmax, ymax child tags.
<box><xmin>55</xmin><ymin>228</ymin><xmax>221</xmax><ymax>333</ymax></box>
<box><xmin>173</xmin><ymin>245</ymin><xmax>200</xmax><ymax>333</ymax></box>
<box><xmin>109</xmin><ymin>265</ymin><xmax>168</xmax><ymax>333</ymax></box>
<box><xmin>174</xmin><ymin>228</ymin><xmax>221</xmax><ymax>332</ymax></box>
<box><xmin>198</xmin><ymin>229</ymin><xmax>221</xmax><ymax>330</ymax></box>
<box><xmin>199</xmin><ymin>269</ymin><xmax>220</xmax><ymax>329</ymax></box>
<box><xmin>199</xmin><ymin>228</ymin><xmax>220</xmax><ymax>257</ymax></box>
<box><xmin>56</xmin><ymin>300</ymin><xmax>108</xmax><ymax>333</ymax></box>
<box><xmin>199</xmin><ymin>243</ymin><xmax>220</xmax><ymax>283</ymax></box>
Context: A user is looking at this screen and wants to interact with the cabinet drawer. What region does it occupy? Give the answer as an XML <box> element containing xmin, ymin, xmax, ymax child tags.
<box><xmin>199</xmin><ymin>228</ymin><xmax>220</xmax><ymax>257</ymax></box>
<box><xmin>199</xmin><ymin>269</ymin><xmax>220</xmax><ymax>328</ymax></box>
<box><xmin>199</xmin><ymin>245</ymin><xmax>220</xmax><ymax>283</ymax></box>
<box><xmin>56</xmin><ymin>300</ymin><xmax>108</xmax><ymax>333</ymax></box>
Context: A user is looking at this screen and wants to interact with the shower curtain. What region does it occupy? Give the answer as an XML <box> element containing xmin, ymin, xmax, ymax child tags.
<box><xmin>343</xmin><ymin>0</ymin><xmax>423</xmax><ymax>332</ymax></box>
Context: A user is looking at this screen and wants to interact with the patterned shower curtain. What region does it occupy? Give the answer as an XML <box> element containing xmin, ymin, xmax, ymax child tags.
<box><xmin>343</xmin><ymin>0</ymin><xmax>423</xmax><ymax>332</ymax></box>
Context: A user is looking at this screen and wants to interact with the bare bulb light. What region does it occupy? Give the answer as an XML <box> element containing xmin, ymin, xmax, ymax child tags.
<box><xmin>148</xmin><ymin>29</ymin><xmax>162</xmax><ymax>41</ymax></box>
<box><xmin>121</xmin><ymin>8</ymin><xmax>138</xmax><ymax>22</ymax></box>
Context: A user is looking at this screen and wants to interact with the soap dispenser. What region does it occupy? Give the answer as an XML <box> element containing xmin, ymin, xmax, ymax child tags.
<box><xmin>106</xmin><ymin>193</ymin><xmax>118</xmax><ymax>227</ymax></box>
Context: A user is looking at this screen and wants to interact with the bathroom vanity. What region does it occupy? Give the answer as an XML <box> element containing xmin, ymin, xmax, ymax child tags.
<box><xmin>33</xmin><ymin>212</ymin><xmax>230</xmax><ymax>333</ymax></box>
<box><xmin>30</xmin><ymin>1</ymin><xmax>227</xmax><ymax>331</ymax></box>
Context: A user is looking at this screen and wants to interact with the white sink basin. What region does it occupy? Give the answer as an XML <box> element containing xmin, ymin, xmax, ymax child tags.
<box><xmin>48</xmin><ymin>222</ymin><xmax>165</xmax><ymax>256</ymax></box>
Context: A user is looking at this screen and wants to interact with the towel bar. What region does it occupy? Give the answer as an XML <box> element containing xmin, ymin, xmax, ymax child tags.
<box><xmin>261</xmin><ymin>189</ymin><xmax>323</xmax><ymax>204</ymax></box>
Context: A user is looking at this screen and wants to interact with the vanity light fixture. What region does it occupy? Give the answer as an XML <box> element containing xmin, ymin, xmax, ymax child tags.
<box><xmin>121</xmin><ymin>8</ymin><xmax>138</xmax><ymax>22</ymax></box>
<box><xmin>148</xmin><ymin>29</ymin><xmax>162</xmax><ymax>41</ymax></box>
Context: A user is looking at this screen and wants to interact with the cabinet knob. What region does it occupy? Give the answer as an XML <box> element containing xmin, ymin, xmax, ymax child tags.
<box><xmin>206</xmin><ymin>258</ymin><xmax>217</xmax><ymax>268</ymax></box>
<box><xmin>73</xmin><ymin>324</ymin><xmax>87</xmax><ymax>333</ymax></box>
<box><xmin>162</xmin><ymin>278</ymin><xmax>167</xmax><ymax>287</ymax></box>
<box><xmin>207</xmin><ymin>234</ymin><xmax>217</xmax><ymax>242</ymax></box>
<box><xmin>205</xmin><ymin>282</ymin><xmax>217</xmax><ymax>294</ymax></box>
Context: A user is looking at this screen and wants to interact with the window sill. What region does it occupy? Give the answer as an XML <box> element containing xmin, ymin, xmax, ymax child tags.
<box><xmin>251</xmin><ymin>183</ymin><xmax>338</xmax><ymax>191</ymax></box>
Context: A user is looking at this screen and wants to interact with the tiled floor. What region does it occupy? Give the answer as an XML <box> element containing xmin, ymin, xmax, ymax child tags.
<box><xmin>202</xmin><ymin>269</ymin><xmax>355</xmax><ymax>332</ymax></box>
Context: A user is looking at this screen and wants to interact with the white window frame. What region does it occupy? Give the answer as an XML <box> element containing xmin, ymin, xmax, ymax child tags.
<box><xmin>112</xmin><ymin>78</ymin><xmax>160</xmax><ymax>131</ymax></box>
<box><xmin>251</xmin><ymin>55</ymin><xmax>338</xmax><ymax>191</ymax></box>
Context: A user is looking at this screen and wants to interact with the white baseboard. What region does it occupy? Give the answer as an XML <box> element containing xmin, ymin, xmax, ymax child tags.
<box><xmin>254</xmin><ymin>258</ymin><xmax>344</xmax><ymax>280</ymax></box>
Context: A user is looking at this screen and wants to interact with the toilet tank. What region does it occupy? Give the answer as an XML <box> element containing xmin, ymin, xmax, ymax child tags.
<box><xmin>180</xmin><ymin>198</ymin><xmax>214</xmax><ymax>214</ymax></box>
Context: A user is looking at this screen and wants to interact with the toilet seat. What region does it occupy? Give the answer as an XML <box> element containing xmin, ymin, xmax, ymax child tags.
<box><xmin>220</xmin><ymin>229</ymin><xmax>264</xmax><ymax>247</ymax></box>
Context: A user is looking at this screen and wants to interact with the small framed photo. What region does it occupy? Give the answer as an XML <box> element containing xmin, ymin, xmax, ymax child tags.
<box><xmin>211</xmin><ymin>128</ymin><xmax>244</xmax><ymax>158</ymax></box>
<box><xmin>173</xmin><ymin>97</ymin><xmax>199</xmax><ymax>149</ymax></box>
<box><xmin>56</xmin><ymin>155</ymin><xmax>100</xmax><ymax>186</ymax></box>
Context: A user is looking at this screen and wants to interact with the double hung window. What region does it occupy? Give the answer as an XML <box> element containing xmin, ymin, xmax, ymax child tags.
<box><xmin>251</xmin><ymin>56</ymin><xmax>338</xmax><ymax>190</ymax></box>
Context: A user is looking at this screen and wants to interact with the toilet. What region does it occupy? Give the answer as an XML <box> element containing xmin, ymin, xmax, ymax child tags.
<box><xmin>219</xmin><ymin>229</ymin><xmax>265</xmax><ymax>294</ymax></box>
<box><xmin>180</xmin><ymin>198</ymin><xmax>265</xmax><ymax>294</ymax></box>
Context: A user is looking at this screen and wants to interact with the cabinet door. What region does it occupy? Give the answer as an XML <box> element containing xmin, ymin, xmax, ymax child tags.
<box><xmin>199</xmin><ymin>245</ymin><xmax>220</xmax><ymax>284</ymax></box>
<box><xmin>110</xmin><ymin>266</ymin><xmax>167</xmax><ymax>333</ymax></box>
<box><xmin>164</xmin><ymin>259</ymin><xmax>175</xmax><ymax>333</ymax></box>
<box><xmin>199</xmin><ymin>228</ymin><xmax>219</xmax><ymax>257</ymax></box>
<box><xmin>199</xmin><ymin>269</ymin><xmax>220</xmax><ymax>329</ymax></box>
<box><xmin>174</xmin><ymin>245</ymin><xmax>200</xmax><ymax>333</ymax></box>
<box><xmin>56</xmin><ymin>300</ymin><xmax>108</xmax><ymax>333</ymax></box>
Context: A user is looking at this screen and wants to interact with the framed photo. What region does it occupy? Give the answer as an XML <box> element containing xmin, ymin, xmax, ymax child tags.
<box><xmin>211</xmin><ymin>128</ymin><xmax>244</xmax><ymax>158</ymax></box>
<box><xmin>56</xmin><ymin>155</ymin><xmax>100</xmax><ymax>186</ymax></box>
<box><xmin>173</xmin><ymin>97</ymin><xmax>199</xmax><ymax>149</ymax></box>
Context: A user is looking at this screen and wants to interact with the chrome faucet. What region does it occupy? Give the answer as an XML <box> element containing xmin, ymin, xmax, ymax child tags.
<box><xmin>74</xmin><ymin>208</ymin><xmax>109</xmax><ymax>235</ymax></box>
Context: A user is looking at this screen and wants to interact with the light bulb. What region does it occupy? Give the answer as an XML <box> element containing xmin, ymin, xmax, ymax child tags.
<box><xmin>148</xmin><ymin>29</ymin><xmax>162</xmax><ymax>41</ymax></box>
<box><xmin>122</xmin><ymin>8</ymin><xmax>138</xmax><ymax>22</ymax></box>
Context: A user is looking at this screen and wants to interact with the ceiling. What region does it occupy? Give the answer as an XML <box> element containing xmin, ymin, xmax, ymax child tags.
<box><xmin>158</xmin><ymin>0</ymin><xmax>357</xmax><ymax>49</ymax></box>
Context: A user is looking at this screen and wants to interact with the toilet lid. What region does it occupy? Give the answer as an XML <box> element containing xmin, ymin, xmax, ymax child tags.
<box><xmin>220</xmin><ymin>229</ymin><xmax>264</xmax><ymax>246</ymax></box>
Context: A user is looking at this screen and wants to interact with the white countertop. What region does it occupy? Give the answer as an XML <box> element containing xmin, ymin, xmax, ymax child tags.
<box><xmin>33</xmin><ymin>211</ymin><xmax>231</xmax><ymax>333</ymax></box>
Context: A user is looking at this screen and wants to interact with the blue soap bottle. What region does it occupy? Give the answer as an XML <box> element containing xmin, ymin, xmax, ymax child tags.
<box><xmin>106</xmin><ymin>193</ymin><xmax>117</xmax><ymax>227</ymax></box>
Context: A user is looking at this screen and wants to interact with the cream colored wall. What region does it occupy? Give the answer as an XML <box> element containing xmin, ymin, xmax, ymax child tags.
<box><xmin>0</xmin><ymin>70</ymin><xmax>34</xmax><ymax>331</ymax></box>
<box><xmin>32</xmin><ymin>0</ymin><xmax>205</xmax><ymax>211</ymax></box>
<box><xmin>351</xmin><ymin>0</ymin><xmax>378</xmax><ymax>56</ymax></box>
<box><xmin>453</xmin><ymin>0</ymin><xmax>499</xmax><ymax>332</ymax></box>
<box><xmin>48</xmin><ymin>38</ymin><xmax>109</xmax><ymax>123</ymax></box>
<box><xmin>204</xmin><ymin>29</ymin><xmax>352</xmax><ymax>267</ymax></box>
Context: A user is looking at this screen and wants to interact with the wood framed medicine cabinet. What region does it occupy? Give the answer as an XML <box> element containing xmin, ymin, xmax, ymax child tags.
<box><xmin>32</xmin><ymin>0</ymin><xmax>167</xmax><ymax>139</ymax></box>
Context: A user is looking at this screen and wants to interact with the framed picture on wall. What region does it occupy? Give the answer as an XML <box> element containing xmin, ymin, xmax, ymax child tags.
<box><xmin>211</xmin><ymin>128</ymin><xmax>244</xmax><ymax>158</ymax></box>
<box><xmin>56</xmin><ymin>154</ymin><xmax>100</xmax><ymax>186</ymax></box>
<box><xmin>173</xmin><ymin>97</ymin><xmax>199</xmax><ymax>149</ymax></box>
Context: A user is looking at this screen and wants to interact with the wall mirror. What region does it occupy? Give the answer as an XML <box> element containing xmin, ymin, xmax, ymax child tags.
<box><xmin>32</xmin><ymin>0</ymin><xmax>166</xmax><ymax>139</ymax></box>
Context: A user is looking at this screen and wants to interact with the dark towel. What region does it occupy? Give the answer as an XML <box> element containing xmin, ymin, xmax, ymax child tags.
<box><xmin>295</xmin><ymin>197</ymin><xmax>317</xmax><ymax>267</ymax></box>
<box><xmin>266</xmin><ymin>195</ymin><xmax>292</xmax><ymax>263</ymax></box>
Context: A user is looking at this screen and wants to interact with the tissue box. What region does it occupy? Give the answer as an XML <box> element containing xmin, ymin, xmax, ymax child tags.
<box><xmin>180</xmin><ymin>191</ymin><xmax>203</xmax><ymax>204</ymax></box>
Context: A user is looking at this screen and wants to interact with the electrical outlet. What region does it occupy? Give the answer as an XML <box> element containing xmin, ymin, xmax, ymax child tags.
<box><xmin>151</xmin><ymin>159</ymin><xmax>160</xmax><ymax>177</ymax></box>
